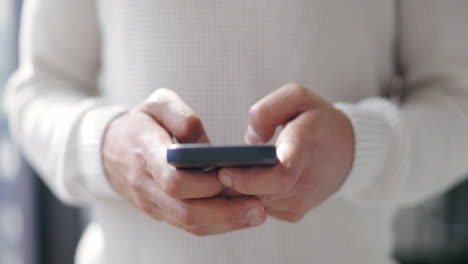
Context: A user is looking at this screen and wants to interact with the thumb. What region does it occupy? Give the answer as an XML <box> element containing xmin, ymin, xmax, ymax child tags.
<box><xmin>245</xmin><ymin>84</ymin><xmax>318</xmax><ymax>144</ymax></box>
<box><xmin>140</xmin><ymin>88</ymin><xmax>210</xmax><ymax>143</ymax></box>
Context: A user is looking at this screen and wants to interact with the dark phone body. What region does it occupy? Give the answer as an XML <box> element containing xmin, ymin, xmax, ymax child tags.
<box><xmin>167</xmin><ymin>144</ymin><xmax>277</xmax><ymax>169</ymax></box>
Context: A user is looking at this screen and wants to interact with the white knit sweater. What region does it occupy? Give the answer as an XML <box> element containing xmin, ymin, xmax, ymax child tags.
<box><xmin>5</xmin><ymin>0</ymin><xmax>468</xmax><ymax>263</ymax></box>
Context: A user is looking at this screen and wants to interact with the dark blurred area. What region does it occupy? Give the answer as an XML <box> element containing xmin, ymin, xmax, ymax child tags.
<box><xmin>394</xmin><ymin>181</ymin><xmax>468</xmax><ymax>264</ymax></box>
<box><xmin>1</xmin><ymin>1</ymin><xmax>468</xmax><ymax>263</ymax></box>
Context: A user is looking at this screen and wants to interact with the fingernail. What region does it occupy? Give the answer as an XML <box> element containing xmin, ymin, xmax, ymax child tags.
<box><xmin>219</xmin><ymin>172</ymin><xmax>232</xmax><ymax>187</ymax></box>
<box><xmin>245</xmin><ymin>126</ymin><xmax>263</xmax><ymax>144</ymax></box>
<box><xmin>246</xmin><ymin>208</ymin><xmax>263</xmax><ymax>226</ymax></box>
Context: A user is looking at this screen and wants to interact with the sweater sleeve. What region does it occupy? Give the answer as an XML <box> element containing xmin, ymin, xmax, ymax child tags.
<box><xmin>4</xmin><ymin>0</ymin><xmax>127</xmax><ymax>205</ymax></box>
<box><xmin>334</xmin><ymin>0</ymin><xmax>468</xmax><ymax>206</ymax></box>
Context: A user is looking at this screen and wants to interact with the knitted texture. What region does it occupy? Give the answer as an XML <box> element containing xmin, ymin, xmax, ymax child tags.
<box><xmin>5</xmin><ymin>0</ymin><xmax>468</xmax><ymax>263</ymax></box>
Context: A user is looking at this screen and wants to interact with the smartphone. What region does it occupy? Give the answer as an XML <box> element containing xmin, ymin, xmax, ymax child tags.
<box><xmin>167</xmin><ymin>144</ymin><xmax>277</xmax><ymax>169</ymax></box>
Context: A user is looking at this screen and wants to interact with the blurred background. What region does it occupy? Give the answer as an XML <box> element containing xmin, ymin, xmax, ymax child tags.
<box><xmin>1</xmin><ymin>1</ymin><xmax>84</xmax><ymax>263</ymax></box>
<box><xmin>1</xmin><ymin>1</ymin><xmax>468</xmax><ymax>263</ymax></box>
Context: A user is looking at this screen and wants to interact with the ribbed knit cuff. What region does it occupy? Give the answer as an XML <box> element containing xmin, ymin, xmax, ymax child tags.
<box><xmin>333</xmin><ymin>98</ymin><xmax>404</xmax><ymax>202</ymax></box>
<box><xmin>78</xmin><ymin>105</ymin><xmax>128</xmax><ymax>199</ymax></box>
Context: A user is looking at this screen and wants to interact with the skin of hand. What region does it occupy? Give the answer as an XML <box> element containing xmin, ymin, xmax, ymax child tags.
<box><xmin>218</xmin><ymin>83</ymin><xmax>355</xmax><ymax>222</ymax></box>
<box><xmin>102</xmin><ymin>88</ymin><xmax>267</xmax><ymax>236</ymax></box>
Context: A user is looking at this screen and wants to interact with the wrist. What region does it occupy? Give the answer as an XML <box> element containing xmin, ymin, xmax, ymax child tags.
<box><xmin>332</xmin><ymin>99</ymin><xmax>398</xmax><ymax>200</ymax></box>
<box><xmin>78</xmin><ymin>105</ymin><xmax>128</xmax><ymax>199</ymax></box>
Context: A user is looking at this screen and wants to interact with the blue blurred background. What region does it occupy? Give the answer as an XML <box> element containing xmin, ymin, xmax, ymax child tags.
<box><xmin>1</xmin><ymin>1</ymin><xmax>468</xmax><ymax>263</ymax></box>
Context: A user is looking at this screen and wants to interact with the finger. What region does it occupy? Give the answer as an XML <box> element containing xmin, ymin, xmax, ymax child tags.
<box><xmin>170</xmin><ymin>218</ymin><xmax>255</xmax><ymax>237</ymax></box>
<box><xmin>127</xmin><ymin>174</ymin><xmax>165</xmax><ymax>220</ymax></box>
<box><xmin>135</xmin><ymin>175</ymin><xmax>267</xmax><ymax>231</ymax></box>
<box><xmin>218</xmin><ymin>165</ymin><xmax>295</xmax><ymax>195</ymax></box>
<box><xmin>158</xmin><ymin>167</ymin><xmax>224</xmax><ymax>199</ymax></box>
<box><xmin>159</xmin><ymin>196</ymin><xmax>267</xmax><ymax>227</ymax></box>
<box><xmin>220</xmin><ymin>118</ymin><xmax>311</xmax><ymax>195</ymax></box>
<box><xmin>245</xmin><ymin>83</ymin><xmax>319</xmax><ymax>144</ymax></box>
<box><xmin>140</xmin><ymin>88</ymin><xmax>209</xmax><ymax>143</ymax></box>
<box><xmin>136</xmin><ymin>198</ymin><xmax>165</xmax><ymax>221</ymax></box>
<box><xmin>136</xmin><ymin>111</ymin><xmax>175</xmax><ymax>148</ymax></box>
<box><xmin>267</xmin><ymin>210</ymin><xmax>304</xmax><ymax>223</ymax></box>
<box><xmin>259</xmin><ymin>191</ymin><xmax>311</xmax><ymax>213</ymax></box>
<box><xmin>144</xmin><ymin>143</ymin><xmax>224</xmax><ymax>199</ymax></box>
<box><xmin>188</xmin><ymin>221</ymin><xmax>256</xmax><ymax>236</ymax></box>
<box><xmin>135</xmin><ymin>112</ymin><xmax>222</xmax><ymax>199</ymax></box>
<box><xmin>146</xmin><ymin>184</ymin><xmax>259</xmax><ymax>236</ymax></box>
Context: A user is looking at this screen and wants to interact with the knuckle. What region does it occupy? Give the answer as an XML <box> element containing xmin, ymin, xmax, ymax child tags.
<box><xmin>133</xmin><ymin>147</ymin><xmax>148</xmax><ymax>166</ymax></box>
<box><xmin>227</xmin><ymin>214</ymin><xmax>236</xmax><ymax>225</ymax></box>
<box><xmin>286</xmin><ymin>83</ymin><xmax>313</xmax><ymax>104</ymax></box>
<box><xmin>290</xmin><ymin>199</ymin><xmax>308</xmax><ymax>213</ymax></box>
<box><xmin>176</xmin><ymin>206</ymin><xmax>197</xmax><ymax>226</ymax></box>
<box><xmin>248</xmin><ymin>103</ymin><xmax>267</xmax><ymax>125</ymax></box>
<box><xmin>139</xmin><ymin>101</ymin><xmax>165</xmax><ymax>117</ymax></box>
<box><xmin>148</xmin><ymin>88</ymin><xmax>173</xmax><ymax>102</ymax></box>
<box><xmin>135</xmin><ymin>198</ymin><xmax>152</xmax><ymax>214</ymax></box>
<box><xmin>309</xmin><ymin>108</ymin><xmax>327</xmax><ymax>123</ymax></box>
<box><xmin>129</xmin><ymin>173</ymin><xmax>145</xmax><ymax>192</ymax></box>
<box><xmin>160</xmin><ymin>173</ymin><xmax>184</xmax><ymax>199</ymax></box>
<box><xmin>140</xmin><ymin>204</ymin><xmax>153</xmax><ymax>215</ymax></box>
<box><xmin>140</xmin><ymin>88</ymin><xmax>173</xmax><ymax>113</ymax></box>
<box><xmin>224</xmin><ymin>203</ymin><xmax>242</xmax><ymax>225</ymax></box>
<box><xmin>285</xmin><ymin>83</ymin><xmax>308</xmax><ymax>95</ymax></box>
<box><xmin>277</xmin><ymin>172</ymin><xmax>296</xmax><ymax>193</ymax></box>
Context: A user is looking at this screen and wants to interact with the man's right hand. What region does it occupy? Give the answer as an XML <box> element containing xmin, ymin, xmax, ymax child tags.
<box><xmin>102</xmin><ymin>88</ymin><xmax>266</xmax><ymax>236</ymax></box>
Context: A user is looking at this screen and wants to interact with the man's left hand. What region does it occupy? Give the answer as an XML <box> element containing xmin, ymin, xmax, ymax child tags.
<box><xmin>219</xmin><ymin>83</ymin><xmax>355</xmax><ymax>222</ymax></box>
